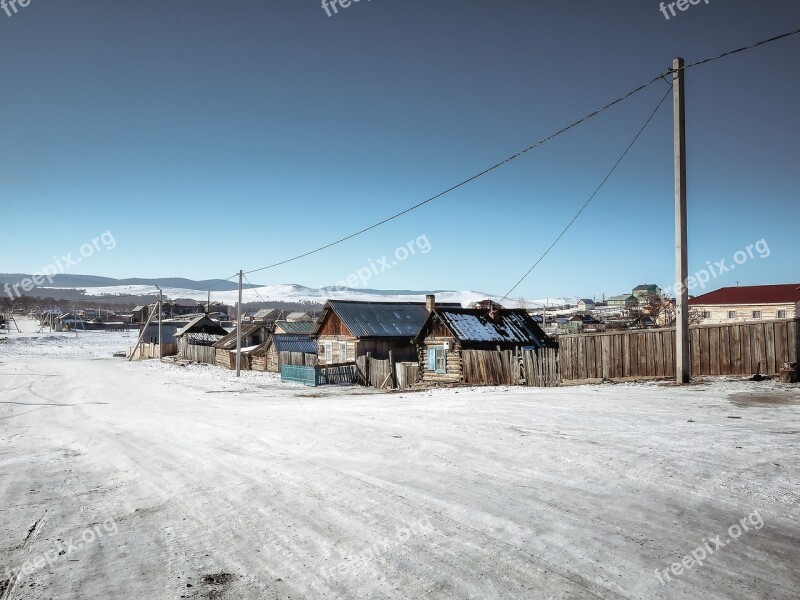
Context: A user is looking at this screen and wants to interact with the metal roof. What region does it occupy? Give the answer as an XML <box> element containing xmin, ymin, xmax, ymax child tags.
<box><xmin>285</xmin><ymin>311</ymin><xmax>313</xmax><ymax>321</ymax></box>
<box><xmin>274</xmin><ymin>320</ymin><xmax>316</xmax><ymax>334</ymax></box>
<box><xmin>321</xmin><ymin>300</ymin><xmax>431</xmax><ymax>338</ymax></box>
<box><xmin>174</xmin><ymin>315</ymin><xmax>229</xmax><ymax>337</ymax></box>
<box><xmin>214</xmin><ymin>324</ymin><xmax>268</xmax><ymax>350</ymax></box>
<box><xmin>419</xmin><ymin>308</ymin><xmax>555</xmax><ymax>348</ymax></box>
<box><xmin>269</xmin><ymin>334</ymin><xmax>318</xmax><ymax>354</ymax></box>
<box><xmin>689</xmin><ymin>284</ymin><xmax>800</xmax><ymax>306</ymax></box>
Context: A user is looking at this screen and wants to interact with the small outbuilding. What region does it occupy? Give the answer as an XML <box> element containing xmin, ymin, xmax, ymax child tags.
<box><xmin>252</xmin><ymin>334</ymin><xmax>318</xmax><ymax>373</ymax></box>
<box><xmin>212</xmin><ymin>323</ymin><xmax>271</xmax><ymax>370</ymax></box>
<box><xmin>414</xmin><ymin>305</ymin><xmax>557</xmax><ymax>385</ymax></box>
<box><xmin>175</xmin><ymin>315</ymin><xmax>229</xmax><ymax>362</ymax></box>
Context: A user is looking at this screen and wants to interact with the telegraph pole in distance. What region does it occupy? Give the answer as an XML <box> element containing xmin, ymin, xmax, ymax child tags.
<box><xmin>673</xmin><ymin>57</ymin><xmax>690</xmax><ymax>384</ymax></box>
<box><xmin>236</xmin><ymin>270</ymin><xmax>243</xmax><ymax>376</ymax></box>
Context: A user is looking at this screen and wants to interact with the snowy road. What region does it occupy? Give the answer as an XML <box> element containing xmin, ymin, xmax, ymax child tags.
<box><xmin>1</xmin><ymin>328</ymin><xmax>798</xmax><ymax>599</ymax></box>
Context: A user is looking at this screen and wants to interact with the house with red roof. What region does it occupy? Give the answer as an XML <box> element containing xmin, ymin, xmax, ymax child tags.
<box><xmin>688</xmin><ymin>284</ymin><xmax>800</xmax><ymax>324</ymax></box>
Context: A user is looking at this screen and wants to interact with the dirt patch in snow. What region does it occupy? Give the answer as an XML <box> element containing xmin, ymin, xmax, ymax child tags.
<box><xmin>728</xmin><ymin>392</ymin><xmax>799</xmax><ymax>408</ymax></box>
<box><xmin>202</xmin><ymin>572</ymin><xmax>235</xmax><ymax>586</ymax></box>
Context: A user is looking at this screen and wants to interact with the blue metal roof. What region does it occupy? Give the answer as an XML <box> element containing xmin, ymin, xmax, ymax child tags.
<box><xmin>271</xmin><ymin>334</ymin><xmax>318</xmax><ymax>354</ymax></box>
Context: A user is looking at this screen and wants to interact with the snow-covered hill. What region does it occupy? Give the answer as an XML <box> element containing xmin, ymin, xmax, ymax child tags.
<box><xmin>76</xmin><ymin>282</ymin><xmax>575</xmax><ymax>308</ymax></box>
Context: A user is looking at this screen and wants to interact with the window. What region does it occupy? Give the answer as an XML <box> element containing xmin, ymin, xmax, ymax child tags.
<box><xmin>339</xmin><ymin>342</ymin><xmax>348</xmax><ymax>362</ymax></box>
<box><xmin>324</xmin><ymin>341</ymin><xmax>332</xmax><ymax>363</ymax></box>
<box><xmin>778</xmin><ymin>310</ymin><xmax>787</xmax><ymax>319</ymax></box>
<box><xmin>728</xmin><ymin>311</ymin><xmax>737</xmax><ymax>319</ymax></box>
<box><xmin>752</xmin><ymin>310</ymin><xmax>762</xmax><ymax>319</ymax></box>
<box><xmin>427</xmin><ymin>346</ymin><xmax>447</xmax><ymax>374</ymax></box>
<box><xmin>702</xmin><ymin>311</ymin><xmax>711</xmax><ymax>319</ymax></box>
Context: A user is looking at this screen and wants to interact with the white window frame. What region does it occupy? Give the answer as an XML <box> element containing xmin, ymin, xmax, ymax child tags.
<box><xmin>728</xmin><ymin>310</ymin><xmax>737</xmax><ymax>319</ymax></box>
<box><xmin>752</xmin><ymin>310</ymin><xmax>762</xmax><ymax>319</ymax></box>
<box><xmin>777</xmin><ymin>310</ymin><xmax>787</xmax><ymax>319</ymax></box>
<box><xmin>339</xmin><ymin>341</ymin><xmax>348</xmax><ymax>363</ymax></box>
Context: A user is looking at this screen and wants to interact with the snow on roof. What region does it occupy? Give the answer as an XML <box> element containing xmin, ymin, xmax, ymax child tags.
<box><xmin>435</xmin><ymin>308</ymin><xmax>552</xmax><ymax>347</ymax></box>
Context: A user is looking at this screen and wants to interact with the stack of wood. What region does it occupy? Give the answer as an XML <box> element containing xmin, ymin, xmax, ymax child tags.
<box><xmin>778</xmin><ymin>362</ymin><xmax>799</xmax><ymax>384</ymax></box>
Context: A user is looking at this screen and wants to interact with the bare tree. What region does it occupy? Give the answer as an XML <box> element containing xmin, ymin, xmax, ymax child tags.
<box><xmin>639</xmin><ymin>293</ymin><xmax>676</xmax><ymax>327</ymax></box>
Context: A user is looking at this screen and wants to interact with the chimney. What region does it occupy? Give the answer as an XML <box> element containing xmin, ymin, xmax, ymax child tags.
<box><xmin>425</xmin><ymin>294</ymin><xmax>435</xmax><ymax>313</ymax></box>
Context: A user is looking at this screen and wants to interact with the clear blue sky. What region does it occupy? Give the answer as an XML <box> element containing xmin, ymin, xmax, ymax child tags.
<box><xmin>1</xmin><ymin>0</ymin><xmax>798</xmax><ymax>300</ymax></box>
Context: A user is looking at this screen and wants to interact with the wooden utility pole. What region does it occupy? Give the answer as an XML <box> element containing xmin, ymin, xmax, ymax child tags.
<box><xmin>236</xmin><ymin>270</ymin><xmax>243</xmax><ymax>376</ymax></box>
<box><xmin>673</xmin><ymin>57</ymin><xmax>690</xmax><ymax>384</ymax></box>
<box><xmin>156</xmin><ymin>286</ymin><xmax>163</xmax><ymax>360</ymax></box>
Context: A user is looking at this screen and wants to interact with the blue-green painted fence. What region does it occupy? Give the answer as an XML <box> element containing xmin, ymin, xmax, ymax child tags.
<box><xmin>280</xmin><ymin>362</ymin><xmax>360</xmax><ymax>386</ymax></box>
<box><xmin>281</xmin><ymin>364</ymin><xmax>321</xmax><ymax>387</ymax></box>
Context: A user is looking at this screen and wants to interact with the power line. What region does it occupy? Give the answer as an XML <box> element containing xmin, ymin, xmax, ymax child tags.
<box><xmin>242</xmin><ymin>75</ymin><xmax>667</xmax><ymax>276</ymax></box>
<box><xmin>177</xmin><ymin>27</ymin><xmax>800</xmax><ymax>291</ymax></box>
<box><xmin>242</xmin><ymin>273</ymin><xmax>267</xmax><ymax>305</ymax></box>
<box><xmin>499</xmin><ymin>85</ymin><xmax>673</xmax><ymax>304</ymax></box>
<box><xmin>680</xmin><ymin>26</ymin><xmax>800</xmax><ymax>71</ymax></box>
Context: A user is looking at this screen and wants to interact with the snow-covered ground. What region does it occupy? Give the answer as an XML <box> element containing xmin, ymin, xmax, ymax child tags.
<box><xmin>1</xmin><ymin>318</ymin><xmax>798</xmax><ymax>599</ymax></box>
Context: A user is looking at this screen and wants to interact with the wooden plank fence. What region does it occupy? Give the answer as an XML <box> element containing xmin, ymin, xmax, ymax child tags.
<box><xmin>462</xmin><ymin>348</ymin><xmax>560</xmax><ymax>387</ymax></box>
<box><xmin>522</xmin><ymin>348</ymin><xmax>560</xmax><ymax>387</ymax></box>
<box><xmin>177</xmin><ymin>343</ymin><xmax>216</xmax><ymax>364</ymax></box>
<box><xmin>559</xmin><ymin>318</ymin><xmax>799</xmax><ymax>383</ymax></box>
<box><xmin>396</xmin><ymin>362</ymin><xmax>419</xmax><ymax>389</ymax></box>
<box><xmin>128</xmin><ymin>342</ymin><xmax>178</xmax><ymax>360</ymax></box>
<box><xmin>355</xmin><ymin>356</ymin><xmax>396</xmax><ymax>388</ymax></box>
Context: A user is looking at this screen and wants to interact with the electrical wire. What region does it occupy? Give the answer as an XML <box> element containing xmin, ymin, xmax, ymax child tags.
<box><xmin>241</xmin><ymin>75</ymin><xmax>667</xmax><ymax>276</ymax></box>
<box><xmin>242</xmin><ymin>273</ymin><xmax>267</xmax><ymax>305</ymax></box>
<box><xmin>680</xmin><ymin>26</ymin><xmax>800</xmax><ymax>71</ymax></box>
<box><xmin>499</xmin><ymin>85</ymin><xmax>674</xmax><ymax>303</ymax></box>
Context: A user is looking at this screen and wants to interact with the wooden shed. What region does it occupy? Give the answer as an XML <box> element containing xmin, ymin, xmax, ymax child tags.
<box><xmin>251</xmin><ymin>334</ymin><xmax>318</xmax><ymax>372</ymax></box>
<box><xmin>175</xmin><ymin>315</ymin><xmax>229</xmax><ymax>363</ymax></box>
<box><xmin>414</xmin><ymin>305</ymin><xmax>557</xmax><ymax>385</ymax></box>
<box><xmin>212</xmin><ymin>323</ymin><xmax>271</xmax><ymax>370</ymax></box>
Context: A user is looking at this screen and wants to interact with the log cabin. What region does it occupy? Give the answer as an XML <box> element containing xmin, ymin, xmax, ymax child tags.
<box><xmin>414</xmin><ymin>303</ymin><xmax>557</xmax><ymax>385</ymax></box>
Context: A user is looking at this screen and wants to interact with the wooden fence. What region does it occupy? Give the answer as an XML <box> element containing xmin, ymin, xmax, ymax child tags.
<box><xmin>462</xmin><ymin>348</ymin><xmax>560</xmax><ymax>387</ymax></box>
<box><xmin>559</xmin><ymin>318</ymin><xmax>799</xmax><ymax>383</ymax></box>
<box><xmin>522</xmin><ymin>348</ymin><xmax>561</xmax><ymax>387</ymax></box>
<box><xmin>319</xmin><ymin>362</ymin><xmax>359</xmax><ymax>384</ymax></box>
<box><xmin>177</xmin><ymin>343</ymin><xmax>216</xmax><ymax>364</ymax></box>
<box><xmin>128</xmin><ymin>342</ymin><xmax>177</xmax><ymax>360</ymax></box>
<box><xmin>396</xmin><ymin>362</ymin><xmax>420</xmax><ymax>389</ymax></box>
